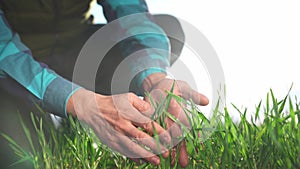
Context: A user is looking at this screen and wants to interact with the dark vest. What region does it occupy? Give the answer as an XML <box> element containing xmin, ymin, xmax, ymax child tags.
<box><xmin>0</xmin><ymin>0</ymin><xmax>93</xmax><ymax>58</ymax></box>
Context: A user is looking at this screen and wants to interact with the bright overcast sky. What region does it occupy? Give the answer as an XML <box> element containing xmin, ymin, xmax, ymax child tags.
<box><xmin>90</xmin><ymin>0</ymin><xmax>300</xmax><ymax>120</ymax></box>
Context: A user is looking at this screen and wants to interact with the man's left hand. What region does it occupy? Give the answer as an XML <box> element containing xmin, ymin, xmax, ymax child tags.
<box><xmin>142</xmin><ymin>73</ymin><xmax>209</xmax><ymax>167</ymax></box>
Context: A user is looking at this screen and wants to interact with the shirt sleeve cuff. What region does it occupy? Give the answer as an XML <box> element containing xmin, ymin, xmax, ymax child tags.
<box><xmin>43</xmin><ymin>76</ymin><xmax>82</xmax><ymax>117</ymax></box>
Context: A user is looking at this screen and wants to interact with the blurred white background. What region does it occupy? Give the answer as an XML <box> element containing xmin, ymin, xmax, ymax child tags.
<box><xmin>90</xmin><ymin>0</ymin><xmax>300</xmax><ymax>120</ymax></box>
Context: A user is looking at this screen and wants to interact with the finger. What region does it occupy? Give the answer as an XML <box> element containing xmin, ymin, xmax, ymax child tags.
<box><xmin>130</xmin><ymin>93</ymin><xmax>151</xmax><ymax>112</ymax></box>
<box><xmin>112</xmin><ymin>93</ymin><xmax>151</xmax><ymax>124</ymax></box>
<box><xmin>168</xmin><ymin>100</ymin><xmax>190</xmax><ymax>128</ymax></box>
<box><xmin>168</xmin><ymin>120</ymin><xmax>183</xmax><ymax>144</ymax></box>
<box><xmin>182</xmin><ymin>87</ymin><xmax>209</xmax><ymax>106</ymax></box>
<box><xmin>143</xmin><ymin>95</ymin><xmax>151</xmax><ymax>103</ymax></box>
<box><xmin>165</xmin><ymin>101</ymin><xmax>183</xmax><ymax>139</ymax></box>
<box><xmin>178</xmin><ymin>141</ymin><xmax>189</xmax><ymax>168</ymax></box>
<box><xmin>166</xmin><ymin>113</ymin><xmax>189</xmax><ymax>167</ymax></box>
<box><xmin>170</xmin><ymin>142</ymin><xmax>189</xmax><ymax>167</ymax></box>
<box><xmin>147</xmin><ymin>89</ymin><xmax>166</xmax><ymax>103</ymax></box>
<box><xmin>167</xmin><ymin>104</ymin><xmax>190</xmax><ymax>168</ymax></box>
<box><xmin>94</xmin><ymin>125</ymin><xmax>161</xmax><ymax>165</ymax></box>
<box><xmin>133</xmin><ymin>120</ymin><xmax>171</xmax><ymax>145</ymax></box>
<box><xmin>129</xmin><ymin>158</ymin><xmax>145</xmax><ymax>166</ymax></box>
<box><xmin>140</xmin><ymin>97</ymin><xmax>156</xmax><ymax>118</ymax></box>
<box><xmin>91</xmin><ymin>115</ymin><xmax>161</xmax><ymax>165</ymax></box>
<box><xmin>170</xmin><ymin>147</ymin><xmax>176</xmax><ymax>166</ymax></box>
<box><xmin>122</xmin><ymin>138</ymin><xmax>161</xmax><ymax>165</ymax></box>
<box><xmin>143</xmin><ymin>90</ymin><xmax>165</xmax><ymax>119</ymax></box>
<box><xmin>175</xmin><ymin>81</ymin><xmax>209</xmax><ymax>106</ymax></box>
<box><xmin>126</xmin><ymin>124</ymin><xmax>170</xmax><ymax>158</ymax></box>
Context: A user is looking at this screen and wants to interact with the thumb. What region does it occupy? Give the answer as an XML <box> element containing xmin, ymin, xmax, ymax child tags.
<box><xmin>182</xmin><ymin>88</ymin><xmax>209</xmax><ymax>106</ymax></box>
<box><xmin>131</xmin><ymin>94</ymin><xmax>152</xmax><ymax>113</ymax></box>
<box><xmin>112</xmin><ymin>93</ymin><xmax>151</xmax><ymax>124</ymax></box>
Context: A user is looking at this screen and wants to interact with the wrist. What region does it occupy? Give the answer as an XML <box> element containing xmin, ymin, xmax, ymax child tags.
<box><xmin>66</xmin><ymin>88</ymin><xmax>105</xmax><ymax>119</ymax></box>
<box><xmin>142</xmin><ymin>72</ymin><xmax>167</xmax><ymax>93</ymax></box>
<box><xmin>66</xmin><ymin>91</ymin><xmax>76</xmax><ymax>116</ymax></box>
<box><xmin>66</xmin><ymin>88</ymin><xmax>89</xmax><ymax>116</ymax></box>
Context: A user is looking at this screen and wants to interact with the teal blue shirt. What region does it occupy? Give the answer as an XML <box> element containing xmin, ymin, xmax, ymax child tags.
<box><xmin>99</xmin><ymin>0</ymin><xmax>170</xmax><ymax>92</ymax></box>
<box><xmin>0</xmin><ymin>0</ymin><xmax>170</xmax><ymax>116</ymax></box>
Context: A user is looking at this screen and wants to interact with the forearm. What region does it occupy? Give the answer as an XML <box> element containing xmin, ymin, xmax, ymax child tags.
<box><xmin>0</xmin><ymin>10</ymin><xmax>81</xmax><ymax>117</ymax></box>
<box><xmin>98</xmin><ymin>0</ymin><xmax>171</xmax><ymax>93</ymax></box>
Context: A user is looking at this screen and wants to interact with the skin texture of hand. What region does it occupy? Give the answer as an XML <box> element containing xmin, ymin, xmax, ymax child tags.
<box><xmin>66</xmin><ymin>88</ymin><xmax>171</xmax><ymax>165</ymax></box>
<box><xmin>142</xmin><ymin>73</ymin><xmax>209</xmax><ymax>167</ymax></box>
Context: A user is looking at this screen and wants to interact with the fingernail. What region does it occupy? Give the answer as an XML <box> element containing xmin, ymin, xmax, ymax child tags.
<box><xmin>153</xmin><ymin>157</ymin><xmax>160</xmax><ymax>165</ymax></box>
<box><xmin>162</xmin><ymin>150</ymin><xmax>169</xmax><ymax>158</ymax></box>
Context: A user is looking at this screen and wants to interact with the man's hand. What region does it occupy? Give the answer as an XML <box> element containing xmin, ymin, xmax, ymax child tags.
<box><xmin>66</xmin><ymin>88</ymin><xmax>171</xmax><ymax>165</ymax></box>
<box><xmin>142</xmin><ymin>73</ymin><xmax>209</xmax><ymax>167</ymax></box>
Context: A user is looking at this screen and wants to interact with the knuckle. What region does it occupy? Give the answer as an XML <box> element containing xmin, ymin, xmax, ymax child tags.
<box><xmin>128</xmin><ymin>92</ymin><xmax>135</xmax><ymax>97</ymax></box>
<box><xmin>127</xmin><ymin>92</ymin><xmax>137</xmax><ymax>101</ymax></box>
<box><xmin>170</xmin><ymin>100</ymin><xmax>181</xmax><ymax>109</ymax></box>
<box><xmin>141</xmin><ymin>121</ymin><xmax>154</xmax><ymax>132</ymax></box>
<box><xmin>136</xmin><ymin>131</ymin><xmax>148</xmax><ymax>139</ymax></box>
<box><xmin>178</xmin><ymin>80</ymin><xmax>188</xmax><ymax>86</ymax></box>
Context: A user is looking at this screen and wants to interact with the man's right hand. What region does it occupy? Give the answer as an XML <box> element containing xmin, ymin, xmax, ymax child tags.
<box><xmin>66</xmin><ymin>89</ymin><xmax>171</xmax><ymax>165</ymax></box>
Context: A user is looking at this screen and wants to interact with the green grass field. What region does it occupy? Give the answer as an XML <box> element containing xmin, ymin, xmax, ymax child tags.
<box><xmin>2</xmin><ymin>89</ymin><xmax>300</xmax><ymax>169</ymax></box>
